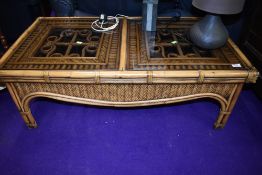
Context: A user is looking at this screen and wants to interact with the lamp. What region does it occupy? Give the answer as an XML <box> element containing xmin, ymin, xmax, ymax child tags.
<box><xmin>142</xmin><ymin>0</ymin><xmax>159</xmax><ymax>31</ymax></box>
<box><xmin>189</xmin><ymin>0</ymin><xmax>246</xmax><ymax>49</ymax></box>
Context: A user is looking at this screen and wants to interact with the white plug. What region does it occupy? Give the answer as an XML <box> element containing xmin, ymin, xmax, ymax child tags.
<box><xmin>91</xmin><ymin>14</ymin><xmax>128</xmax><ymax>33</ymax></box>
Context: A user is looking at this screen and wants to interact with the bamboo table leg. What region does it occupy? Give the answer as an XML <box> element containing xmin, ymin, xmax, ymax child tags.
<box><xmin>6</xmin><ymin>83</ymin><xmax>37</xmax><ymax>128</ymax></box>
<box><xmin>214</xmin><ymin>84</ymin><xmax>243</xmax><ymax>128</ymax></box>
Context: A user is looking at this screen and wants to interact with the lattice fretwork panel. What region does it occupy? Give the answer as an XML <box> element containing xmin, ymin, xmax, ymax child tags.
<box><xmin>127</xmin><ymin>19</ymin><xmax>248</xmax><ymax>71</ymax></box>
<box><xmin>2</xmin><ymin>18</ymin><xmax>121</xmax><ymax>70</ymax></box>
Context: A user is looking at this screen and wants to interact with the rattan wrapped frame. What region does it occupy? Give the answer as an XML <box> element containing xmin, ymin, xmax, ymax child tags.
<box><xmin>0</xmin><ymin>17</ymin><xmax>259</xmax><ymax>129</ymax></box>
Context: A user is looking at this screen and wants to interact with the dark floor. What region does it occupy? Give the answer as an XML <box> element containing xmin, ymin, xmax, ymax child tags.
<box><xmin>0</xmin><ymin>87</ymin><xmax>262</xmax><ymax>175</ymax></box>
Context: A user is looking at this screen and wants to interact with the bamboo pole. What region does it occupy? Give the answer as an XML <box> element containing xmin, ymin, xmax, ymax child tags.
<box><xmin>119</xmin><ymin>17</ymin><xmax>127</xmax><ymax>70</ymax></box>
<box><xmin>0</xmin><ymin>70</ymin><xmax>253</xmax><ymax>79</ymax></box>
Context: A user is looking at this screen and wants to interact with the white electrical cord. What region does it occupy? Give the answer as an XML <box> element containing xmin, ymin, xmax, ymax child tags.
<box><xmin>91</xmin><ymin>14</ymin><xmax>128</xmax><ymax>33</ymax></box>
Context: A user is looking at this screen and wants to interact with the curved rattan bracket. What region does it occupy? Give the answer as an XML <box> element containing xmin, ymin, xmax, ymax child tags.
<box><xmin>21</xmin><ymin>92</ymin><xmax>228</xmax><ymax>128</ymax></box>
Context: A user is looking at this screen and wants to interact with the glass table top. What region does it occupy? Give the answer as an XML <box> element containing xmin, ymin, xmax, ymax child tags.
<box><xmin>127</xmin><ymin>18</ymin><xmax>248</xmax><ymax>71</ymax></box>
<box><xmin>0</xmin><ymin>17</ymin><xmax>250</xmax><ymax>71</ymax></box>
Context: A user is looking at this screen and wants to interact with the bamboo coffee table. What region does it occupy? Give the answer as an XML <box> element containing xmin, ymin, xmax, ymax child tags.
<box><xmin>0</xmin><ymin>17</ymin><xmax>258</xmax><ymax>128</ymax></box>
